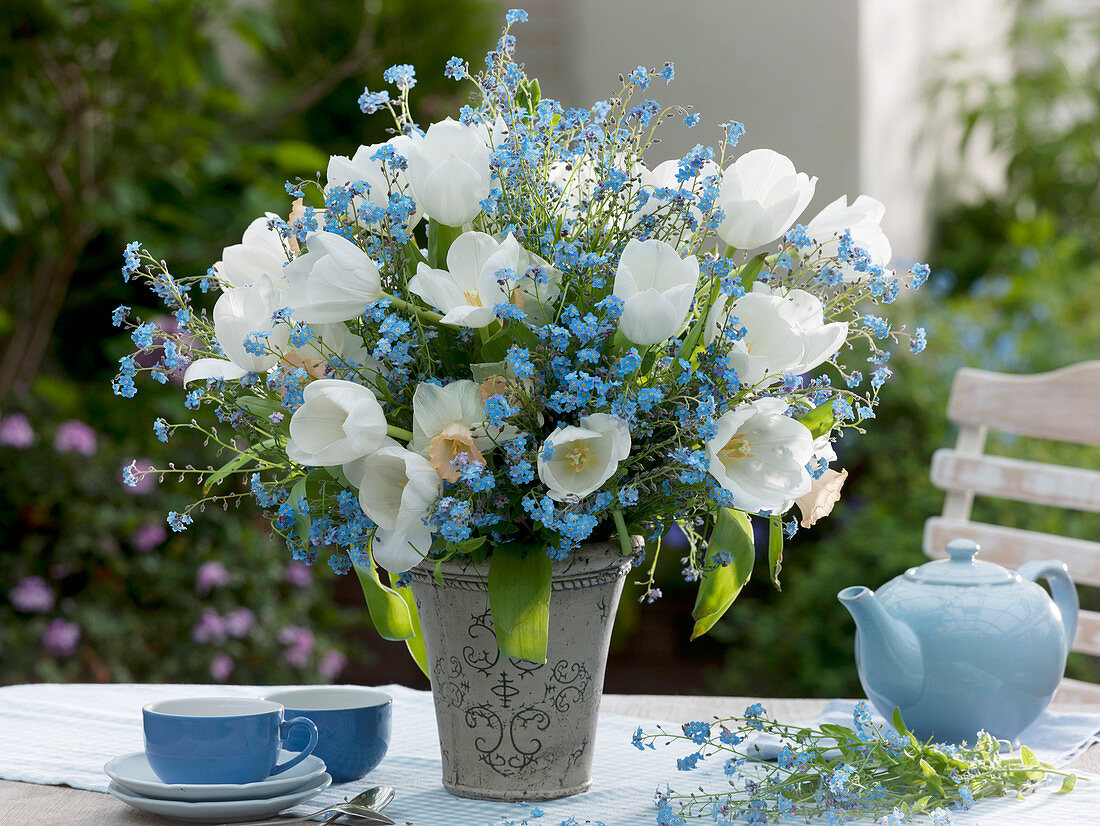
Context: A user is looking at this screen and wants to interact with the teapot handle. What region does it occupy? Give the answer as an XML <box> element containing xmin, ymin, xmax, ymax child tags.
<box><xmin>1018</xmin><ymin>560</ymin><xmax>1078</xmax><ymax>648</ymax></box>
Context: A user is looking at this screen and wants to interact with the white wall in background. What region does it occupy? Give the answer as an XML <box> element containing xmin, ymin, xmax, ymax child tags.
<box><xmin>509</xmin><ymin>0</ymin><xmax>1016</xmax><ymax>264</ymax></box>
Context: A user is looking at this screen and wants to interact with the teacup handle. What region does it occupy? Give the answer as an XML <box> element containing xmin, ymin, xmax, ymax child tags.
<box><xmin>271</xmin><ymin>716</ymin><xmax>319</xmax><ymax>776</ymax></box>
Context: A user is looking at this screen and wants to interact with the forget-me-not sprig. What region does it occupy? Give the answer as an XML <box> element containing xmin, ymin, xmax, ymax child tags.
<box><xmin>636</xmin><ymin>703</ymin><xmax>1074</xmax><ymax>826</ymax></box>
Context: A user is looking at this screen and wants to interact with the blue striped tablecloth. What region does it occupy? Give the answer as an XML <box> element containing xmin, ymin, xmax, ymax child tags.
<box><xmin>1</xmin><ymin>682</ymin><xmax>1099</xmax><ymax>825</ymax></box>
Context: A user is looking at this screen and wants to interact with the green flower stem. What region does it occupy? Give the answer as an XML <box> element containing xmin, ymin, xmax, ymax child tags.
<box><xmin>387</xmin><ymin>424</ymin><xmax>414</xmax><ymax>442</ymax></box>
<box><xmin>382</xmin><ymin>293</ymin><xmax>444</xmax><ymax>325</ymax></box>
<box><xmin>612</xmin><ymin>509</ymin><xmax>632</xmax><ymax>556</ymax></box>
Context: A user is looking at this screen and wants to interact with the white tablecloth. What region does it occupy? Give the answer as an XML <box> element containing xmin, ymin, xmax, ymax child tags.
<box><xmin>1</xmin><ymin>683</ymin><xmax>1099</xmax><ymax>825</ymax></box>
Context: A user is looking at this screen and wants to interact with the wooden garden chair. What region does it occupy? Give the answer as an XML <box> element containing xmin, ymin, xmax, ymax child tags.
<box><xmin>923</xmin><ymin>361</ymin><xmax>1100</xmax><ymax>704</ymax></box>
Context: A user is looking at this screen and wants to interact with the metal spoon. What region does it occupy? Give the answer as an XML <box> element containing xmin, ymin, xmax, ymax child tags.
<box><xmin>217</xmin><ymin>786</ymin><xmax>396</xmax><ymax>826</ymax></box>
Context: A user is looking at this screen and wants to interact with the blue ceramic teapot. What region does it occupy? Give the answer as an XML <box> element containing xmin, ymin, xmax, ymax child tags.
<box><xmin>838</xmin><ymin>538</ymin><xmax>1078</xmax><ymax>744</ymax></box>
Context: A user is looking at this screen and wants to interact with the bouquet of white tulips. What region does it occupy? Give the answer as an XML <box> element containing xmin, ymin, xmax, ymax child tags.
<box><xmin>113</xmin><ymin>9</ymin><xmax>929</xmax><ymax>664</ymax></box>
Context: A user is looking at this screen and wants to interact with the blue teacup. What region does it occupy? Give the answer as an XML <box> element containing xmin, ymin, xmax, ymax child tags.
<box><xmin>142</xmin><ymin>698</ymin><xmax>319</xmax><ymax>785</ymax></box>
<box><xmin>261</xmin><ymin>688</ymin><xmax>392</xmax><ymax>783</ymax></box>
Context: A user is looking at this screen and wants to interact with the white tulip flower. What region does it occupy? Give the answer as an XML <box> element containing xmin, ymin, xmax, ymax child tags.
<box><xmin>613</xmin><ymin>238</ymin><xmax>700</xmax><ymax>345</ymax></box>
<box><xmin>706</xmin><ymin>398</ymin><xmax>814</xmax><ymax>514</ymax></box>
<box><xmin>284</xmin><ymin>379</ymin><xmax>388</xmax><ymax>466</ymax></box>
<box><xmin>405</xmin><ymin>118</ymin><xmax>492</xmax><ymax>227</ymax></box>
<box><xmin>410</xmin><ymin>380</ymin><xmax>496</xmax><ymax>482</ymax></box>
<box><xmin>326</xmin><ymin>135</ymin><xmax>423</xmax><ymax>230</ymax></box>
<box><xmin>715</xmin><ymin>149</ymin><xmax>817</xmax><ymax>250</ymax></box>
<box><xmin>537</xmin><ymin>413</ymin><xmax>631</xmax><ymax>502</ymax></box>
<box><xmin>213</xmin><ymin>214</ymin><xmax>290</xmax><ymax>291</ymax></box>
<box><xmin>805</xmin><ymin>195</ymin><xmax>892</xmax><ymax>282</ymax></box>
<box><xmin>408</xmin><ymin>232</ymin><xmax>559</xmax><ymax>328</ymax></box>
<box><xmin>183</xmin><ymin>280</ymin><xmax>288</xmax><ymax>383</ymax></box>
<box><xmin>282</xmin><ymin>322</ymin><xmax>385</xmax><ymax>391</ymax></box>
<box><xmin>372</xmin><ymin>521</ymin><xmax>434</xmax><ymax>573</ymax></box>
<box><xmin>282</xmin><ymin>231</ymin><xmax>382</xmax><ymax>324</ymax></box>
<box><xmin>344</xmin><ymin>445</ymin><xmax>441</xmax><ymax>532</ymax></box>
<box><xmin>705</xmin><ymin>283</ymin><xmax>848</xmax><ymax>383</ymax></box>
<box><xmin>628</xmin><ymin>158</ymin><xmax>720</xmax><ymax>229</ymax></box>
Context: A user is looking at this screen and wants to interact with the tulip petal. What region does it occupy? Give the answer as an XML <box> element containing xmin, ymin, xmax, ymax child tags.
<box><xmin>182</xmin><ymin>358</ymin><xmax>248</xmax><ymax>385</ymax></box>
<box><xmin>372</xmin><ymin>523</ymin><xmax>434</xmax><ymax>573</ymax></box>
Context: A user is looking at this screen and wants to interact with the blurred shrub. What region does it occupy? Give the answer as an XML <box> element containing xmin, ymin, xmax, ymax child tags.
<box><xmin>0</xmin><ymin>0</ymin><xmax>494</xmax><ymax>684</ymax></box>
<box><xmin>0</xmin><ymin>374</ymin><xmax>364</xmax><ymax>684</ymax></box>
<box><xmin>931</xmin><ymin>0</ymin><xmax>1099</xmax><ymax>290</ymax></box>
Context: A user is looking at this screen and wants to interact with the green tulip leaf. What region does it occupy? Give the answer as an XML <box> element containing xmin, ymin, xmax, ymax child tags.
<box><xmin>388</xmin><ymin>571</ymin><xmax>428</xmax><ymax>676</ymax></box>
<box><xmin>427</xmin><ymin>218</ymin><xmax>463</xmax><ymax>270</ymax></box>
<box><xmin>353</xmin><ymin>545</ymin><xmax>415</xmax><ymax>642</ymax></box>
<box><xmin>236</xmin><ymin>396</ymin><xmax>281</xmax><ymax>417</ymax></box>
<box><xmin>691</xmin><ymin>508</ymin><xmax>754</xmax><ymax>640</ymax></box>
<box><xmin>797</xmin><ymin>402</ymin><xmax>836</xmax><ymax>440</ymax></box>
<box><xmin>768</xmin><ymin>516</ymin><xmax>784</xmax><ymax>589</ymax></box>
<box><xmin>737</xmin><ymin>252</ymin><xmax>767</xmax><ymax>287</ymax></box>
<box><xmin>488</xmin><ymin>544</ymin><xmax>552</xmax><ymax>663</ymax></box>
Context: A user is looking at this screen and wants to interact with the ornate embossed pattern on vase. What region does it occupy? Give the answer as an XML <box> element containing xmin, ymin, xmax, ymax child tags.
<box><xmin>406</xmin><ymin>539</ymin><xmax>639</xmax><ymax>801</ymax></box>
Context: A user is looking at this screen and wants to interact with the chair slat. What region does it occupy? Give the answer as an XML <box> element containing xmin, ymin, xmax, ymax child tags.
<box><xmin>923</xmin><ymin>517</ymin><xmax>1100</xmax><ymax>586</ymax></box>
<box><xmin>1074</xmin><ymin>610</ymin><xmax>1100</xmax><ymax>658</ymax></box>
<box><xmin>1055</xmin><ymin>677</ymin><xmax>1100</xmax><ymax>705</ymax></box>
<box><xmin>931</xmin><ymin>449</ymin><xmax>1100</xmax><ymax>513</ymax></box>
<box><xmin>947</xmin><ymin>362</ymin><xmax>1100</xmax><ymax>446</ymax></box>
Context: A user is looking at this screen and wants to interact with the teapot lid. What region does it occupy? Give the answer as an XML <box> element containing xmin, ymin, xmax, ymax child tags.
<box><xmin>904</xmin><ymin>539</ymin><xmax>1016</xmax><ymax>585</ymax></box>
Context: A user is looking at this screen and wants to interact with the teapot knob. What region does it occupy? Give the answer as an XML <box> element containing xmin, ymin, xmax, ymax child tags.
<box><xmin>946</xmin><ymin>538</ymin><xmax>980</xmax><ymax>562</ymax></box>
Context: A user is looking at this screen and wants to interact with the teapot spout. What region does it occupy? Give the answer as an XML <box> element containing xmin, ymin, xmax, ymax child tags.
<box><xmin>838</xmin><ymin>586</ymin><xmax>924</xmax><ymax>707</ymax></box>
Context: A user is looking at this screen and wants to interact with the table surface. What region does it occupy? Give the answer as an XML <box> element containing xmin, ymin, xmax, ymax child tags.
<box><xmin>3</xmin><ymin>695</ymin><xmax>1098</xmax><ymax>825</ymax></box>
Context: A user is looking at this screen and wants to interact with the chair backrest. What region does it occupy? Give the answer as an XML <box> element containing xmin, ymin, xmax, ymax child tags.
<box><xmin>923</xmin><ymin>361</ymin><xmax>1100</xmax><ymax>703</ymax></box>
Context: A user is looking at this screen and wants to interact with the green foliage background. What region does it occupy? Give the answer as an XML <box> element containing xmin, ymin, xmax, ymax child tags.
<box><xmin>0</xmin><ymin>0</ymin><xmax>495</xmax><ymax>685</ymax></box>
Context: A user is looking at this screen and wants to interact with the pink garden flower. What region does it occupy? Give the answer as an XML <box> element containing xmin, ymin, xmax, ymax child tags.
<box><xmin>278</xmin><ymin>625</ymin><xmax>315</xmax><ymax>668</ymax></box>
<box><xmin>319</xmin><ymin>650</ymin><xmax>348</xmax><ymax>681</ymax></box>
<box><xmin>42</xmin><ymin>619</ymin><xmax>81</xmax><ymax>656</ymax></box>
<box><xmin>285</xmin><ymin>561</ymin><xmax>313</xmax><ymax>588</ymax></box>
<box><xmin>0</xmin><ymin>413</ymin><xmax>34</xmax><ymax>448</ymax></box>
<box><xmin>224</xmin><ymin>608</ymin><xmax>255</xmax><ymax>638</ymax></box>
<box><xmin>129</xmin><ymin>522</ymin><xmax>167</xmax><ymax>552</ymax></box>
<box><xmin>10</xmin><ymin>577</ymin><xmax>55</xmax><ymax>613</ymax></box>
<box><xmin>195</xmin><ymin>561</ymin><xmax>230</xmax><ymax>595</ymax></box>
<box><xmin>210</xmin><ymin>653</ymin><xmax>234</xmax><ymax>683</ymax></box>
<box><xmin>53</xmin><ymin>419</ymin><xmax>97</xmax><ymax>455</ymax></box>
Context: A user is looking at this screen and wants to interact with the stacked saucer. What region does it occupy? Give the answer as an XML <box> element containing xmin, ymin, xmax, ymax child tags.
<box><xmin>104</xmin><ymin>750</ymin><xmax>331</xmax><ymax>823</ymax></box>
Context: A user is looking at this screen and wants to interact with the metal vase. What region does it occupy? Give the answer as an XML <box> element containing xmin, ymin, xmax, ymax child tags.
<box><xmin>406</xmin><ymin>538</ymin><xmax>639</xmax><ymax>801</ymax></box>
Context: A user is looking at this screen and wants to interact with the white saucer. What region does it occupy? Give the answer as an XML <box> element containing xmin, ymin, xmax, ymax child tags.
<box><xmin>104</xmin><ymin>750</ymin><xmax>327</xmax><ymax>801</ymax></box>
<box><xmin>107</xmin><ymin>772</ymin><xmax>331</xmax><ymax>823</ymax></box>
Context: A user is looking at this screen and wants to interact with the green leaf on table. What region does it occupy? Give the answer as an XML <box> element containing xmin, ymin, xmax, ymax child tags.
<box><xmin>768</xmin><ymin>516</ymin><xmax>784</xmax><ymax>589</ymax></box>
<box><xmin>1020</xmin><ymin>745</ymin><xmax>1038</xmax><ymax>765</ymax></box>
<box><xmin>488</xmin><ymin>544</ymin><xmax>552</xmax><ymax>663</ymax></box>
<box><xmin>353</xmin><ymin>544</ymin><xmax>415</xmax><ymax>642</ymax></box>
<box><xmin>690</xmin><ymin>509</ymin><xmax>754</xmax><ymax>640</ymax></box>
<box><xmin>892</xmin><ymin>707</ymin><xmax>910</xmax><ymax>735</ymax></box>
<box><xmin>1057</xmin><ymin>773</ymin><xmax>1077</xmax><ymax>794</ymax></box>
<box><xmin>388</xmin><ymin>571</ymin><xmax>428</xmax><ymax>676</ymax></box>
